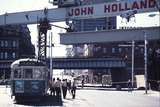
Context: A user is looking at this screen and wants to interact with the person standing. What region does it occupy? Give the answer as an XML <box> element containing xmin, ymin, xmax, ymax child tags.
<box><xmin>67</xmin><ymin>79</ymin><xmax>71</xmax><ymax>93</ymax></box>
<box><xmin>128</xmin><ymin>79</ymin><xmax>132</xmax><ymax>92</ymax></box>
<box><xmin>62</xmin><ymin>79</ymin><xmax>67</xmax><ymax>99</ymax></box>
<box><xmin>81</xmin><ymin>79</ymin><xmax>84</xmax><ymax>88</ymax></box>
<box><xmin>71</xmin><ymin>78</ymin><xmax>77</xmax><ymax>99</ymax></box>
<box><xmin>55</xmin><ymin>78</ymin><xmax>62</xmax><ymax>97</ymax></box>
<box><xmin>49</xmin><ymin>79</ymin><xmax>52</xmax><ymax>95</ymax></box>
<box><xmin>50</xmin><ymin>78</ymin><xmax>55</xmax><ymax>96</ymax></box>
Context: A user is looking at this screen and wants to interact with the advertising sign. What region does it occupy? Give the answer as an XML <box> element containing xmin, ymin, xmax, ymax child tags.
<box><xmin>68</xmin><ymin>0</ymin><xmax>158</xmax><ymax>19</ymax></box>
<box><xmin>31</xmin><ymin>81</ymin><xmax>40</xmax><ymax>93</ymax></box>
<box><xmin>0</xmin><ymin>0</ymin><xmax>158</xmax><ymax>25</ymax></box>
<box><xmin>15</xmin><ymin>80</ymin><xmax>24</xmax><ymax>93</ymax></box>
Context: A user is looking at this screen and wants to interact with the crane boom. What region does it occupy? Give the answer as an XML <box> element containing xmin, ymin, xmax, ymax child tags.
<box><xmin>0</xmin><ymin>0</ymin><xmax>159</xmax><ymax>26</ymax></box>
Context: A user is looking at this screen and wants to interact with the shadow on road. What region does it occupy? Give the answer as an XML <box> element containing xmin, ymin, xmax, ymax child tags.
<box><xmin>14</xmin><ymin>96</ymin><xmax>63</xmax><ymax>106</ymax></box>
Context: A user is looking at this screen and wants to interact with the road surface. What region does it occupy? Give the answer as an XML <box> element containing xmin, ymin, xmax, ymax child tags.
<box><xmin>0</xmin><ymin>86</ymin><xmax>159</xmax><ymax>107</ymax></box>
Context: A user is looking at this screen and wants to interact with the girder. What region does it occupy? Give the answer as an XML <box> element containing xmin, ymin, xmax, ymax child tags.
<box><xmin>60</xmin><ymin>27</ymin><xmax>160</xmax><ymax>44</ymax></box>
<box><xmin>0</xmin><ymin>0</ymin><xmax>159</xmax><ymax>25</ymax></box>
<box><xmin>47</xmin><ymin>58</ymin><xmax>126</xmax><ymax>69</ymax></box>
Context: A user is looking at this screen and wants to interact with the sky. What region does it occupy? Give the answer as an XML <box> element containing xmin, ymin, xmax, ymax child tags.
<box><xmin>0</xmin><ymin>0</ymin><xmax>160</xmax><ymax>57</ymax></box>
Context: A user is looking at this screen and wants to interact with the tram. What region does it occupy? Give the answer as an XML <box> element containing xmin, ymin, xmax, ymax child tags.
<box><xmin>10</xmin><ymin>58</ymin><xmax>50</xmax><ymax>101</ymax></box>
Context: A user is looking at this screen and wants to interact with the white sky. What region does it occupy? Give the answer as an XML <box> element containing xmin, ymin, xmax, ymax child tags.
<box><xmin>0</xmin><ymin>0</ymin><xmax>160</xmax><ymax>57</ymax></box>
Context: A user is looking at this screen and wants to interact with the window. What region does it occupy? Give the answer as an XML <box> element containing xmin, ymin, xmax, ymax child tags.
<box><xmin>103</xmin><ymin>48</ymin><xmax>107</xmax><ymax>53</ymax></box>
<box><xmin>4</xmin><ymin>52</ymin><xmax>8</xmax><ymax>59</ymax></box>
<box><xmin>112</xmin><ymin>48</ymin><xmax>115</xmax><ymax>53</ymax></box>
<box><xmin>125</xmin><ymin>48</ymin><xmax>128</xmax><ymax>52</ymax></box>
<box><xmin>13</xmin><ymin>41</ymin><xmax>17</xmax><ymax>47</ymax></box>
<box><xmin>135</xmin><ymin>47</ymin><xmax>139</xmax><ymax>50</ymax></box>
<box><xmin>0</xmin><ymin>52</ymin><xmax>3</xmax><ymax>59</ymax></box>
<box><xmin>12</xmin><ymin>52</ymin><xmax>16</xmax><ymax>59</ymax></box>
<box><xmin>140</xmin><ymin>48</ymin><xmax>144</xmax><ymax>54</ymax></box>
<box><xmin>149</xmin><ymin>48</ymin><xmax>152</xmax><ymax>53</ymax></box>
<box><xmin>119</xmin><ymin>48</ymin><xmax>122</xmax><ymax>53</ymax></box>
<box><xmin>33</xmin><ymin>69</ymin><xmax>42</xmax><ymax>79</ymax></box>
<box><xmin>4</xmin><ymin>41</ymin><xmax>8</xmax><ymax>47</ymax></box>
<box><xmin>94</xmin><ymin>47</ymin><xmax>98</xmax><ymax>52</ymax></box>
<box><xmin>14</xmin><ymin>69</ymin><xmax>22</xmax><ymax>78</ymax></box>
<box><xmin>1</xmin><ymin>41</ymin><xmax>4</xmax><ymax>47</ymax></box>
<box><xmin>25</xmin><ymin>69</ymin><xmax>33</xmax><ymax>79</ymax></box>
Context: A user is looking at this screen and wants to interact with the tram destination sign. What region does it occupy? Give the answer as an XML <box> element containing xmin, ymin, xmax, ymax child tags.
<box><xmin>68</xmin><ymin>0</ymin><xmax>159</xmax><ymax>19</ymax></box>
<box><xmin>19</xmin><ymin>61</ymin><xmax>45</xmax><ymax>66</ymax></box>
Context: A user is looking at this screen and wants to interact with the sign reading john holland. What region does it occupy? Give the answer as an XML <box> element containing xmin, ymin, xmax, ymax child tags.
<box><xmin>68</xmin><ymin>0</ymin><xmax>158</xmax><ymax>19</ymax></box>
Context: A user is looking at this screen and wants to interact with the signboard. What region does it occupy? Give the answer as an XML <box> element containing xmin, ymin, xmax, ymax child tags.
<box><xmin>68</xmin><ymin>0</ymin><xmax>158</xmax><ymax>19</ymax></box>
<box><xmin>0</xmin><ymin>0</ymin><xmax>159</xmax><ymax>25</ymax></box>
<box><xmin>60</xmin><ymin>27</ymin><xmax>160</xmax><ymax>44</ymax></box>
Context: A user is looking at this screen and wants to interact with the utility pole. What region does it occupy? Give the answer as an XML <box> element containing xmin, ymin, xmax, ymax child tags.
<box><xmin>144</xmin><ymin>31</ymin><xmax>148</xmax><ymax>94</ymax></box>
<box><xmin>131</xmin><ymin>40</ymin><xmax>135</xmax><ymax>89</ymax></box>
<box><xmin>50</xmin><ymin>32</ymin><xmax>53</xmax><ymax>79</ymax></box>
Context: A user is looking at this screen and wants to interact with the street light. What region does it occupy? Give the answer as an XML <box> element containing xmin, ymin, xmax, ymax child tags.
<box><xmin>48</xmin><ymin>24</ymin><xmax>68</xmax><ymax>79</ymax></box>
<box><xmin>49</xmin><ymin>32</ymin><xmax>53</xmax><ymax>79</ymax></box>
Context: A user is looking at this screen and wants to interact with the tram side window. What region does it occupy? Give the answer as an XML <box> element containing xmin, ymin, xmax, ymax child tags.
<box><xmin>14</xmin><ymin>70</ymin><xmax>22</xmax><ymax>78</ymax></box>
<box><xmin>25</xmin><ymin>69</ymin><xmax>33</xmax><ymax>79</ymax></box>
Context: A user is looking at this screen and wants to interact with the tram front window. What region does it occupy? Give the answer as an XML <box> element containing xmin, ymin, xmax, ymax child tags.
<box><xmin>14</xmin><ymin>69</ymin><xmax>22</xmax><ymax>78</ymax></box>
<box><xmin>25</xmin><ymin>69</ymin><xmax>33</xmax><ymax>79</ymax></box>
<box><xmin>33</xmin><ymin>69</ymin><xmax>42</xmax><ymax>79</ymax></box>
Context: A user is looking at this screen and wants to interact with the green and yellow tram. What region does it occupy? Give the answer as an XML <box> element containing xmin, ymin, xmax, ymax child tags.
<box><xmin>10</xmin><ymin>58</ymin><xmax>50</xmax><ymax>101</ymax></box>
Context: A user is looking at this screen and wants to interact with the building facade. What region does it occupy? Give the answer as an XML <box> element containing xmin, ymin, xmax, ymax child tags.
<box><xmin>0</xmin><ymin>25</ymin><xmax>35</xmax><ymax>80</ymax></box>
<box><xmin>70</xmin><ymin>0</ymin><xmax>127</xmax><ymax>85</ymax></box>
<box><xmin>69</xmin><ymin>0</ymin><xmax>160</xmax><ymax>89</ymax></box>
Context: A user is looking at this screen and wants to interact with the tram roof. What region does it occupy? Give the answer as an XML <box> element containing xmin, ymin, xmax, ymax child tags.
<box><xmin>11</xmin><ymin>58</ymin><xmax>46</xmax><ymax>69</ymax></box>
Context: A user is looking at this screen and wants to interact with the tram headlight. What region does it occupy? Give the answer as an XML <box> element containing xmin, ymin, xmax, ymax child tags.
<box><xmin>15</xmin><ymin>80</ymin><xmax>24</xmax><ymax>93</ymax></box>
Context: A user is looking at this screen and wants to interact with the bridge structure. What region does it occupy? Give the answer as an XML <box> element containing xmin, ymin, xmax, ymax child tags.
<box><xmin>0</xmin><ymin>0</ymin><xmax>159</xmax><ymax>59</ymax></box>
<box><xmin>46</xmin><ymin>57</ymin><xmax>126</xmax><ymax>69</ymax></box>
<box><xmin>60</xmin><ymin>26</ymin><xmax>160</xmax><ymax>44</ymax></box>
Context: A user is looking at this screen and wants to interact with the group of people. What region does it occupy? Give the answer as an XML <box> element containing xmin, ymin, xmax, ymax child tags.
<box><xmin>49</xmin><ymin>78</ymin><xmax>77</xmax><ymax>99</ymax></box>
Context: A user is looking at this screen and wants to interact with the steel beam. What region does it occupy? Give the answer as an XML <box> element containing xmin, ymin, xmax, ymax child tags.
<box><xmin>0</xmin><ymin>0</ymin><xmax>159</xmax><ymax>25</ymax></box>
<box><xmin>60</xmin><ymin>27</ymin><xmax>160</xmax><ymax>44</ymax></box>
<box><xmin>47</xmin><ymin>58</ymin><xmax>126</xmax><ymax>69</ymax></box>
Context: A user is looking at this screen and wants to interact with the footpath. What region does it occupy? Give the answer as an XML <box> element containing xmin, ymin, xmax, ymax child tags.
<box><xmin>77</xmin><ymin>83</ymin><xmax>160</xmax><ymax>97</ymax></box>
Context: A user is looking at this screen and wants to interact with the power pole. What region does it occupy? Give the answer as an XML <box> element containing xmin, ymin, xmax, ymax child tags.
<box><xmin>131</xmin><ymin>40</ymin><xmax>135</xmax><ymax>89</ymax></box>
<box><xmin>144</xmin><ymin>31</ymin><xmax>148</xmax><ymax>94</ymax></box>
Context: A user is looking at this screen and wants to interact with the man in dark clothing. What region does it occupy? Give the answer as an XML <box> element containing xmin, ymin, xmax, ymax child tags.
<box><xmin>62</xmin><ymin>79</ymin><xmax>67</xmax><ymax>99</ymax></box>
<box><xmin>128</xmin><ymin>79</ymin><xmax>132</xmax><ymax>92</ymax></box>
<box><xmin>55</xmin><ymin>78</ymin><xmax>62</xmax><ymax>97</ymax></box>
<box><xmin>71</xmin><ymin>79</ymin><xmax>77</xmax><ymax>99</ymax></box>
<box><xmin>81</xmin><ymin>79</ymin><xmax>84</xmax><ymax>88</ymax></box>
<box><xmin>67</xmin><ymin>80</ymin><xmax>71</xmax><ymax>93</ymax></box>
<box><xmin>50</xmin><ymin>78</ymin><xmax>55</xmax><ymax>96</ymax></box>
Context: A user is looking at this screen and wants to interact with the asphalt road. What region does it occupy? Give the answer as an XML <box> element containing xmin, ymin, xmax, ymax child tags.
<box><xmin>0</xmin><ymin>86</ymin><xmax>159</xmax><ymax>107</ymax></box>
